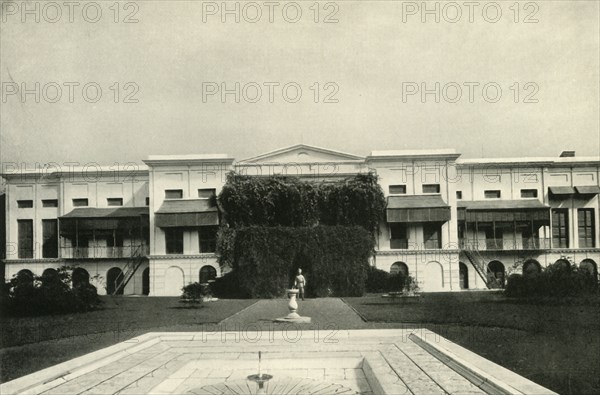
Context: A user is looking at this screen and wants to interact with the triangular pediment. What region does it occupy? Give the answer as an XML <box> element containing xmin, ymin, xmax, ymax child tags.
<box><xmin>239</xmin><ymin>144</ymin><xmax>364</xmax><ymax>164</ymax></box>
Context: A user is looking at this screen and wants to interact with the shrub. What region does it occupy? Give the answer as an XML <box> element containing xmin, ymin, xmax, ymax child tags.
<box><xmin>388</xmin><ymin>273</ymin><xmax>407</xmax><ymax>292</ymax></box>
<box><xmin>5</xmin><ymin>266</ymin><xmax>102</xmax><ymax>316</ymax></box>
<box><xmin>211</xmin><ymin>271</ymin><xmax>250</xmax><ymax>299</ymax></box>
<box><xmin>181</xmin><ymin>282</ymin><xmax>207</xmax><ymax>303</ymax></box>
<box><xmin>505</xmin><ymin>261</ymin><xmax>598</xmax><ymax>298</ymax></box>
<box><xmin>366</xmin><ymin>266</ymin><xmax>390</xmax><ymax>293</ymax></box>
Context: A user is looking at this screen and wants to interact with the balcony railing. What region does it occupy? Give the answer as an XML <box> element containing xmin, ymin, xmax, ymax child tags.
<box><xmin>390</xmin><ymin>239</ymin><xmax>409</xmax><ymax>249</ymax></box>
<box><xmin>460</xmin><ymin>238</ymin><xmax>551</xmax><ymax>250</ymax></box>
<box><xmin>61</xmin><ymin>245</ymin><xmax>149</xmax><ymax>259</ymax></box>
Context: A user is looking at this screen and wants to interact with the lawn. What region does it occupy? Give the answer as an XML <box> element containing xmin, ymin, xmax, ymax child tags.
<box><xmin>3</xmin><ymin>292</ymin><xmax>599</xmax><ymax>394</ymax></box>
<box><xmin>0</xmin><ymin>297</ymin><xmax>256</xmax><ymax>383</ymax></box>
<box><xmin>344</xmin><ymin>292</ymin><xmax>600</xmax><ymax>395</ymax></box>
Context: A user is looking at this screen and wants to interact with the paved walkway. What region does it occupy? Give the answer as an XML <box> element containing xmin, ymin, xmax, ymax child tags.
<box><xmin>220</xmin><ymin>298</ymin><xmax>367</xmax><ymax>329</ymax></box>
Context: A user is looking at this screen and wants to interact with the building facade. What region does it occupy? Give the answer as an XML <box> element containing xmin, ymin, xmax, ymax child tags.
<box><xmin>2</xmin><ymin>145</ymin><xmax>599</xmax><ymax>295</ymax></box>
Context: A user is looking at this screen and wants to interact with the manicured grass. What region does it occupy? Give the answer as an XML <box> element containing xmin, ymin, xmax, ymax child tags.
<box><xmin>344</xmin><ymin>292</ymin><xmax>600</xmax><ymax>395</ymax></box>
<box><xmin>0</xmin><ymin>297</ymin><xmax>256</xmax><ymax>383</ymax></box>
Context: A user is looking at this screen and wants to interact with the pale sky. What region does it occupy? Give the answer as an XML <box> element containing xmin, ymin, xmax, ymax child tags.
<box><xmin>1</xmin><ymin>0</ymin><xmax>599</xmax><ymax>167</ymax></box>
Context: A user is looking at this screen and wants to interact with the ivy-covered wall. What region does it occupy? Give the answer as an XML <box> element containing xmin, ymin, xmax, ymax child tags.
<box><xmin>215</xmin><ymin>172</ymin><xmax>385</xmax><ymax>298</ymax></box>
<box><xmin>218</xmin><ymin>172</ymin><xmax>385</xmax><ymax>234</ymax></box>
<box><xmin>220</xmin><ymin>226</ymin><xmax>373</xmax><ymax>298</ymax></box>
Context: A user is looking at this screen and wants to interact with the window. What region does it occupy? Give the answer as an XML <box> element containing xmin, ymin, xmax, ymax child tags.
<box><xmin>106</xmin><ymin>232</ymin><xmax>124</xmax><ymax>248</ymax></box>
<box><xmin>17</xmin><ymin>200</ymin><xmax>33</xmax><ymax>208</ymax></box>
<box><xmin>18</xmin><ymin>219</ymin><xmax>33</xmax><ymax>258</ymax></box>
<box><xmin>390</xmin><ymin>223</ymin><xmax>408</xmax><ymax>249</ymax></box>
<box><xmin>422</xmin><ymin>184</ymin><xmax>440</xmax><ymax>194</ymax></box>
<box><xmin>72</xmin><ymin>198</ymin><xmax>88</xmax><ymax>207</ymax></box>
<box><xmin>199</xmin><ymin>226</ymin><xmax>217</xmax><ymax>253</ymax></box>
<box><xmin>165</xmin><ymin>189</ymin><xmax>183</xmax><ymax>199</ymax></box>
<box><xmin>165</xmin><ymin>228</ymin><xmax>184</xmax><ymax>254</ymax></box>
<box><xmin>552</xmin><ymin>209</ymin><xmax>569</xmax><ymax>248</ymax></box>
<box><xmin>42</xmin><ymin>219</ymin><xmax>58</xmax><ymax>258</ymax></box>
<box><xmin>456</xmin><ymin>191</ymin><xmax>462</xmax><ymax>200</ymax></box>
<box><xmin>578</xmin><ymin>209</ymin><xmax>595</xmax><ymax>248</ymax></box>
<box><xmin>198</xmin><ymin>188</ymin><xmax>216</xmax><ymax>199</ymax></box>
<box><xmin>42</xmin><ymin>199</ymin><xmax>58</xmax><ymax>208</ymax></box>
<box><xmin>145</xmin><ymin>197</ymin><xmax>150</xmax><ymax>206</ymax></box>
<box><xmin>520</xmin><ymin>189</ymin><xmax>538</xmax><ymax>198</ymax></box>
<box><xmin>484</xmin><ymin>190</ymin><xmax>501</xmax><ymax>199</ymax></box>
<box><xmin>199</xmin><ymin>266</ymin><xmax>217</xmax><ymax>283</ymax></box>
<box><xmin>107</xmin><ymin>198</ymin><xmax>123</xmax><ymax>206</ymax></box>
<box><xmin>389</xmin><ymin>185</ymin><xmax>406</xmax><ymax>195</ymax></box>
<box><xmin>423</xmin><ymin>223</ymin><xmax>442</xmax><ymax>249</ymax></box>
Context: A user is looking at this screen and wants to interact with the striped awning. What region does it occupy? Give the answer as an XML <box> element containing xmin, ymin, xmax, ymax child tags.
<box><xmin>575</xmin><ymin>185</ymin><xmax>600</xmax><ymax>195</ymax></box>
<box><xmin>386</xmin><ymin>195</ymin><xmax>450</xmax><ymax>223</ymax></box>
<box><xmin>548</xmin><ymin>186</ymin><xmax>576</xmax><ymax>196</ymax></box>
<box><xmin>155</xmin><ymin>199</ymin><xmax>219</xmax><ymax>227</ymax></box>
<box><xmin>59</xmin><ymin>207</ymin><xmax>149</xmax><ymax>233</ymax></box>
<box><xmin>458</xmin><ymin>200</ymin><xmax>550</xmax><ymax>222</ymax></box>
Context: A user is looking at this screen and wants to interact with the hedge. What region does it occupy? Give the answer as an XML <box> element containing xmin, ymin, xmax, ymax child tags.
<box><xmin>4</xmin><ymin>267</ymin><xmax>101</xmax><ymax>316</ymax></box>
<box><xmin>505</xmin><ymin>261</ymin><xmax>598</xmax><ymax>298</ymax></box>
<box><xmin>365</xmin><ymin>266</ymin><xmax>407</xmax><ymax>293</ymax></box>
<box><xmin>221</xmin><ymin>226</ymin><xmax>374</xmax><ymax>298</ymax></box>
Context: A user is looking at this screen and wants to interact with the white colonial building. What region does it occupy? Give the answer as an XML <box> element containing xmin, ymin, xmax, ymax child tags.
<box><xmin>2</xmin><ymin>145</ymin><xmax>599</xmax><ymax>295</ymax></box>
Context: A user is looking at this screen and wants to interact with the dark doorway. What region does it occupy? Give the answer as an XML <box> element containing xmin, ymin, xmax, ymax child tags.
<box><xmin>142</xmin><ymin>267</ymin><xmax>150</xmax><ymax>295</ymax></box>
<box><xmin>107</xmin><ymin>267</ymin><xmax>124</xmax><ymax>295</ymax></box>
<box><xmin>459</xmin><ymin>262</ymin><xmax>469</xmax><ymax>289</ymax></box>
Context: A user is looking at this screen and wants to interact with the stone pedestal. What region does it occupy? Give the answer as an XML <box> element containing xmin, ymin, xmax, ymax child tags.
<box><xmin>274</xmin><ymin>289</ymin><xmax>311</xmax><ymax>323</ymax></box>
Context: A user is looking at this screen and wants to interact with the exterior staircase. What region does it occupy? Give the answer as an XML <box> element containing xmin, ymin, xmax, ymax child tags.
<box><xmin>112</xmin><ymin>244</ymin><xmax>147</xmax><ymax>295</ymax></box>
<box><xmin>463</xmin><ymin>248</ymin><xmax>501</xmax><ymax>289</ymax></box>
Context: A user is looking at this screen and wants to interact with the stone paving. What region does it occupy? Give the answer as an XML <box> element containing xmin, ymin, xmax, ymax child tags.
<box><xmin>1</xmin><ymin>328</ymin><xmax>557</xmax><ymax>395</ymax></box>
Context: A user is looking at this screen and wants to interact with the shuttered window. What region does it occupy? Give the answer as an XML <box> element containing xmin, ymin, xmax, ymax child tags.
<box><xmin>107</xmin><ymin>198</ymin><xmax>123</xmax><ymax>206</ymax></box>
<box><xmin>422</xmin><ymin>184</ymin><xmax>440</xmax><ymax>194</ymax></box>
<box><xmin>165</xmin><ymin>189</ymin><xmax>183</xmax><ymax>199</ymax></box>
<box><xmin>389</xmin><ymin>185</ymin><xmax>406</xmax><ymax>195</ymax></box>
<box><xmin>578</xmin><ymin>209</ymin><xmax>595</xmax><ymax>248</ymax></box>
<box><xmin>165</xmin><ymin>228</ymin><xmax>184</xmax><ymax>254</ymax></box>
<box><xmin>17</xmin><ymin>200</ymin><xmax>33</xmax><ymax>208</ymax></box>
<box><xmin>423</xmin><ymin>223</ymin><xmax>442</xmax><ymax>249</ymax></box>
<box><xmin>552</xmin><ymin>209</ymin><xmax>569</xmax><ymax>248</ymax></box>
<box><xmin>199</xmin><ymin>226</ymin><xmax>217</xmax><ymax>253</ymax></box>
<box><xmin>73</xmin><ymin>198</ymin><xmax>88</xmax><ymax>207</ymax></box>
<box><xmin>390</xmin><ymin>223</ymin><xmax>408</xmax><ymax>249</ymax></box>
<box><xmin>42</xmin><ymin>219</ymin><xmax>58</xmax><ymax>258</ymax></box>
<box><xmin>42</xmin><ymin>199</ymin><xmax>58</xmax><ymax>208</ymax></box>
<box><xmin>18</xmin><ymin>220</ymin><xmax>34</xmax><ymax>258</ymax></box>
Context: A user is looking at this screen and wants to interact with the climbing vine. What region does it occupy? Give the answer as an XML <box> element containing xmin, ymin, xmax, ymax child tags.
<box><xmin>217</xmin><ymin>172</ymin><xmax>385</xmax><ymax>234</ymax></box>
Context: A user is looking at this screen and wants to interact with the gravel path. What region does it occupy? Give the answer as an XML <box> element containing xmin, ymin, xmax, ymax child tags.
<box><xmin>219</xmin><ymin>298</ymin><xmax>368</xmax><ymax>330</ymax></box>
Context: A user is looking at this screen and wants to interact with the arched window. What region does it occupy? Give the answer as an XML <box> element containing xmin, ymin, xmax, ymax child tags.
<box><xmin>522</xmin><ymin>259</ymin><xmax>542</xmax><ymax>277</ymax></box>
<box><xmin>554</xmin><ymin>259</ymin><xmax>571</xmax><ymax>271</ymax></box>
<box><xmin>580</xmin><ymin>259</ymin><xmax>598</xmax><ymax>280</ymax></box>
<box><xmin>16</xmin><ymin>269</ymin><xmax>34</xmax><ymax>286</ymax></box>
<box><xmin>390</xmin><ymin>262</ymin><xmax>409</xmax><ymax>277</ymax></box>
<box><xmin>72</xmin><ymin>268</ymin><xmax>90</xmax><ymax>288</ymax></box>
<box><xmin>487</xmin><ymin>261</ymin><xmax>505</xmax><ymax>288</ymax></box>
<box><xmin>199</xmin><ymin>265</ymin><xmax>217</xmax><ymax>284</ymax></box>
<box><xmin>41</xmin><ymin>268</ymin><xmax>59</xmax><ymax>286</ymax></box>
